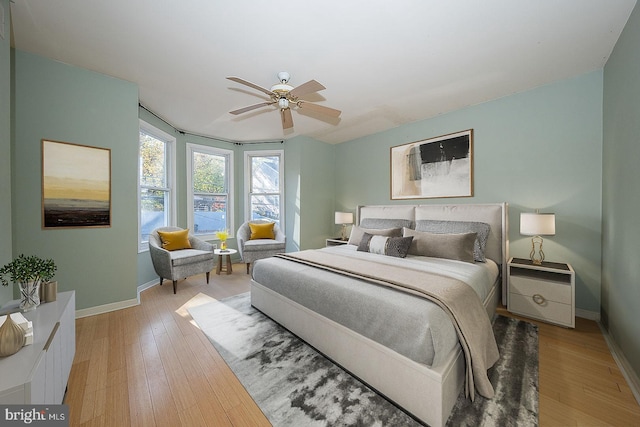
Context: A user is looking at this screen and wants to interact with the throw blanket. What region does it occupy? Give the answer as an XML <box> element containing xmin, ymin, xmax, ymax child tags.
<box><xmin>275</xmin><ymin>250</ymin><xmax>499</xmax><ymax>400</ymax></box>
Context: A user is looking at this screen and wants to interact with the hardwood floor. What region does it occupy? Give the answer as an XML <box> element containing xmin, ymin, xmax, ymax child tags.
<box><xmin>65</xmin><ymin>266</ymin><xmax>640</xmax><ymax>426</ymax></box>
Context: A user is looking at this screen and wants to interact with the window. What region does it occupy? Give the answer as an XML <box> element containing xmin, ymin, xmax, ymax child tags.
<box><xmin>245</xmin><ymin>150</ymin><xmax>284</xmax><ymax>228</ymax></box>
<box><xmin>187</xmin><ymin>144</ymin><xmax>234</xmax><ymax>240</ymax></box>
<box><xmin>138</xmin><ymin>120</ymin><xmax>176</xmax><ymax>251</ymax></box>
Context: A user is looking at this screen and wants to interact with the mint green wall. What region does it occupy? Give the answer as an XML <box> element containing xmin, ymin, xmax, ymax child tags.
<box><xmin>284</xmin><ymin>136</ymin><xmax>335</xmax><ymax>250</ymax></box>
<box><xmin>13</xmin><ymin>50</ymin><xmax>139</xmax><ymax>310</ymax></box>
<box><xmin>335</xmin><ymin>71</ymin><xmax>604</xmax><ymax>313</ymax></box>
<box><xmin>0</xmin><ymin>0</ymin><xmax>12</xmax><ymax>303</ymax></box>
<box><xmin>603</xmin><ymin>4</ymin><xmax>640</xmax><ymax>380</ymax></box>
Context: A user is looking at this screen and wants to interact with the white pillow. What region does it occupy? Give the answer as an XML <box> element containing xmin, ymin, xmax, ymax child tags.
<box><xmin>347</xmin><ymin>225</ymin><xmax>402</xmax><ymax>246</ymax></box>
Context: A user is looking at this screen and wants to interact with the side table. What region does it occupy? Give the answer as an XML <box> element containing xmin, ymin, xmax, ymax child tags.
<box><xmin>214</xmin><ymin>248</ymin><xmax>237</xmax><ymax>275</ymax></box>
<box><xmin>507</xmin><ymin>257</ymin><xmax>575</xmax><ymax>328</ymax></box>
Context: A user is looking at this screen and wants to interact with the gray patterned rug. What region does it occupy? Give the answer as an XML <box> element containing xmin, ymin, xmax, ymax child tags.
<box><xmin>189</xmin><ymin>293</ymin><xmax>538</xmax><ymax>426</ymax></box>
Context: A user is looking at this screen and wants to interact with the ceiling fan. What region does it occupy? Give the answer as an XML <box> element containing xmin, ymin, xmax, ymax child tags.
<box><xmin>227</xmin><ymin>72</ymin><xmax>341</xmax><ymax>130</ymax></box>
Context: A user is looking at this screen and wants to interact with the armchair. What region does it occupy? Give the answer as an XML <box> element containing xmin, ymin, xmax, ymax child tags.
<box><xmin>148</xmin><ymin>227</ymin><xmax>216</xmax><ymax>294</ymax></box>
<box><xmin>237</xmin><ymin>220</ymin><xmax>286</xmax><ymax>274</ymax></box>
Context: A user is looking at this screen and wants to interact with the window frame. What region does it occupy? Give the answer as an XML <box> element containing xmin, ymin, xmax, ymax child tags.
<box><xmin>186</xmin><ymin>143</ymin><xmax>234</xmax><ymax>241</ymax></box>
<box><xmin>138</xmin><ymin>120</ymin><xmax>176</xmax><ymax>252</ymax></box>
<box><xmin>244</xmin><ymin>150</ymin><xmax>285</xmax><ymax>231</ymax></box>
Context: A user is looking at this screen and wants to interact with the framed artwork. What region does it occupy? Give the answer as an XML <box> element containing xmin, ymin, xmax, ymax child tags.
<box><xmin>390</xmin><ymin>129</ymin><xmax>473</xmax><ymax>200</ymax></box>
<box><xmin>42</xmin><ymin>139</ymin><xmax>112</xmax><ymax>228</ymax></box>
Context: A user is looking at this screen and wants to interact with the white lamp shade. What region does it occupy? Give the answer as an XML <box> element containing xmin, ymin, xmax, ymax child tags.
<box><xmin>335</xmin><ymin>212</ymin><xmax>353</xmax><ymax>225</ymax></box>
<box><xmin>520</xmin><ymin>213</ymin><xmax>556</xmax><ymax>236</ymax></box>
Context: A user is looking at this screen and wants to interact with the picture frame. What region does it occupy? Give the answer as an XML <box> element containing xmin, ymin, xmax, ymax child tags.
<box><xmin>42</xmin><ymin>139</ymin><xmax>112</xmax><ymax>228</ymax></box>
<box><xmin>390</xmin><ymin>129</ymin><xmax>473</xmax><ymax>200</ymax></box>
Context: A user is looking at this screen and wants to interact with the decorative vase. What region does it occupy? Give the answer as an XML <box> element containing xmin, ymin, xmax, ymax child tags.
<box><xmin>0</xmin><ymin>313</ymin><xmax>26</xmax><ymax>357</ymax></box>
<box><xmin>45</xmin><ymin>281</ymin><xmax>58</xmax><ymax>302</ymax></box>
<box><xmin>220</xmin><ymin>241</ymin><xmax>227</xmax><ymax>250</ymax></box>
<box><xmin>19</xmin><ymin>281</ymin><xmax>40</xmax><ymax>312</ymax></box>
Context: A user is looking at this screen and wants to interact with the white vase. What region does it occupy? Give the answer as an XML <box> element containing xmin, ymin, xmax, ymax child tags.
<box><xmin>19</xmin><ymin>281</ymin><xmax>40</xmax><ymax>312</ymax></box>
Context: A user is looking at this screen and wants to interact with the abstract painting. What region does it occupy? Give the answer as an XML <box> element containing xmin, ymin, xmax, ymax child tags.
<box><xmin>390</xmin><ymin>129</ymin><xmax>473</xmax><ymax>199</ymax></box>
<box><xmin>42</xmin><ymin>140</ymin><xmax>111</xmax><ymax>228</ymax></box>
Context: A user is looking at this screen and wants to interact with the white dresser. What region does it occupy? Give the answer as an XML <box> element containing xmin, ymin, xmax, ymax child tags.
<box><xmin>0</xmin><ymin>291</ymin><xmax>76</xmax><ymax>403</ymax></box>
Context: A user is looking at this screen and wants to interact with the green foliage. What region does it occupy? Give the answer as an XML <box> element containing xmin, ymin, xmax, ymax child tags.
<box><xmin>0</xmin><ymin>254</ymin><xmax>57</xmax><ymax>287</ymax></box>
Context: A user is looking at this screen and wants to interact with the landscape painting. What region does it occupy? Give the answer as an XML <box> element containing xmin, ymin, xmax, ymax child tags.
<box><xmin>390</xmin><ymin>129</ymin><xmax>473</xmax><ymax>199</ymax></box>
<box><xmin>42</xmin><ymin>140</ymin><xmax>111</xmax><ymax>228</ymax></box>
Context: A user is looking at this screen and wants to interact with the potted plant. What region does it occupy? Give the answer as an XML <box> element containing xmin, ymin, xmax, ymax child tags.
<box><xmin>0</xmin><ymin>254</ymin><xmax>57</xmax><ymax>312</ymax></box>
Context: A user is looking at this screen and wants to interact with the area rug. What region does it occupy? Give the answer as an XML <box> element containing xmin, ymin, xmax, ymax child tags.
<box><xmin>189</xmin><ymin>293</ymin><xmax>538</xmax><ymax>426</ymax></box>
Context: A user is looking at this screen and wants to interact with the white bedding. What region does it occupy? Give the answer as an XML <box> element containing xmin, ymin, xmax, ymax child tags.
<box><xmin>322</xmin><ymin>244</ymin><xmax>499</xmax><ymax>302</ymax></box>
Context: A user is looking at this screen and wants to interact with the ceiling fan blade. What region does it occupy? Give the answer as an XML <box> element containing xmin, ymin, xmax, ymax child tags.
<box><xmin>289</xmin><ymin>80</ymin><xmax>326</xmax><ymax>98</ymax></box>
<box><xmin>229</xmin><ymin>101</ymin><xmax>274</xmax><ymax>115</ymax></box>
<box><xmin>227</xmin><ymin>77</ymin><xmax>275</xmax><ymax>96</ymax></box>
<box><xmin>297</xmin><ymin>101</ymin><xmax>342</xmax><ymax>118</ymax></box>
<box><xmin>281</xmin><ymin>108</ymin><xmax>294</xmax><ymax>129</ymax></box>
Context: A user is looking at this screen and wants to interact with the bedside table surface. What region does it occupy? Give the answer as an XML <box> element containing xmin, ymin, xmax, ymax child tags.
<box><xmin>510</xmin><ymin>257</ymin><xmax>571</xmax><ymax>271</ymax></box>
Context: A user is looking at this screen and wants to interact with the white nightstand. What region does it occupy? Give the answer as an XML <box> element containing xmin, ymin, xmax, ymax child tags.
<box><xmin>326</xmin><ymin>238</ymin><xmax>349</xmax><ymax>247</ymax></box>
<box><xmin>507</xmin><ymin>257</ymin><xmax>575</xmax><ymax>328</ymax></box>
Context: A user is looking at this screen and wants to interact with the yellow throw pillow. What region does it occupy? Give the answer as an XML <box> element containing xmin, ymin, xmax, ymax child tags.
<box><xmin>157</xmin><ymin>229</ymin><xmax>192</xmax><ymax>251</ymax></box>
<box><xmin>249</xmin><ymin>222</ymin><xmax>275</xmax><ymax>240</ymax></box>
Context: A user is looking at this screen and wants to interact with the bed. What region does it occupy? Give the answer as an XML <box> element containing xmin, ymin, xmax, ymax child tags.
<box><xmin>250</xmin><ymin>203</ymin><xmax>508</xmax><ymax>426</ymax></box>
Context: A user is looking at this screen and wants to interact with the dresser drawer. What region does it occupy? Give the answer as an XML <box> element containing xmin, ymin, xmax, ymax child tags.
<box><xmin>510</xmin><ymin>276</ymin><xmax>571</xmax><ymax>304</ymax></box>
<box><xmin>509</xmin><ymin>293</ymin><xmax>573</xmax><ymax>326</ymax></box>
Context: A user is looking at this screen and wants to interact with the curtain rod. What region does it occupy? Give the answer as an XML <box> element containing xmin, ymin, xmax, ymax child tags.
<box><xmin>138</xmin><ymin>103</ymin><xmax>284</xmax><ymax>145</ymax></box>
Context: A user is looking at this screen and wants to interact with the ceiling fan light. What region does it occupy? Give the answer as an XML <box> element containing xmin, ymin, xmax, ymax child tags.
<box><xmin>278</xmin><ymin>98</ymin><xmax>289</xmax><ymax>109</ymax></box>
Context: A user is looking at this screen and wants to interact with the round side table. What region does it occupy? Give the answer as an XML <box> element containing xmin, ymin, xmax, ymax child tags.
<box><xmin>214</xmin><ymin>248</ymin><xmax>237</xmax><ymax>275</ymax></box>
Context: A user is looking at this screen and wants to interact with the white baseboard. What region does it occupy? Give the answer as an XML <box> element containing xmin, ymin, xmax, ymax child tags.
<box><xmin>598</xmin><ymin>323</ymin><xmax>640</xmax><ymax>405</ymax></box>
<box><xmin>74</xmin><ymin>280</ymin><xmax>160</xmax><ymax>318</ymax></box>
<box><xmin>137</xmin><ymin>279</ymin><xmax>159</xmax><ymax>298</ymax></box>
<box><xmin>75</xmin><ymin>297</ymin><xmax>139</xmax><ymax>318</ymax></box>
<box><xmin>576</xmin><ymin>308</ymin><xmax>600</xmax><ymax>322</ymax></box>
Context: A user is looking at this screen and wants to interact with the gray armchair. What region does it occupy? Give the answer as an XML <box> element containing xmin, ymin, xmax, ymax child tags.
<box><xmin>237</xmin><ymin>220</ymin><xmax>286</xmax><ymax>274</ymax></box>
<box><xmin>148</xmin><ymin>227</ymin><xmax>215</xmax><ymax>294</ymax></box>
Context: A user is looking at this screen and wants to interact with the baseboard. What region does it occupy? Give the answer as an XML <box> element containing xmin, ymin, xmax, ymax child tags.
<box><xmin>576</xmin><ymin>308</ymin><xmax>600</xmax><ymax>322</ymax></box>
<box><xmin>75</xmin><ymin>297</ymin><xmax>139</xmax><ymax>319</ymax></box>
<box><xmin>598</xmin><ymin>323</ymin><xmax>640</xmax><ymax>405</ymax></box>
<box><xmin>73</xmin><ymin>279</ymin><xmax>162</xmax><ymax>319</ymax></box>
<box><xmin>137</xmin><ymin>279</ymin><xmax>159</xmax><ymax>298</ymax></box>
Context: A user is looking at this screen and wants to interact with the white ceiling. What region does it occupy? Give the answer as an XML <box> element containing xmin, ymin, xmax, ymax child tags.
<box><xmin>9</xmin><ymin>0</ymin><xmax>636</xmax><ymax>144</ymax></box>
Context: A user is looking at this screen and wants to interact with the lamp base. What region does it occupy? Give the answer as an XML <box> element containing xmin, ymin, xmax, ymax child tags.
<box><xmin>340</xmin><ymin>224</ymin><xmax>348</xmax><ymax>240</ymax></box>
<box><xmin>529</xmin><ymin>236</ymin><xmax>545</xmax><ymax>265</ymax></box>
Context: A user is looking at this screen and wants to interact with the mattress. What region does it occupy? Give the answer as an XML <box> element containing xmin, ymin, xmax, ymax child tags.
<box><xmin>251</xmin><ymin>244</ymin><xmax>499</xmax><ymax>367</ymax></box>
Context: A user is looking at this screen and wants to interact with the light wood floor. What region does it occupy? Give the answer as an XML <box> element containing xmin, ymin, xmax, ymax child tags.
<box><xmin>65</xmin><ymin>266</ymin><xmax>640</xmax><ymax>426</ymax></box>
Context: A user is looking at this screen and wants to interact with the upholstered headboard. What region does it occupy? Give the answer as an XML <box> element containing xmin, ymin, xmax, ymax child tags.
<box><xmin>356</xmin><ymin>203</ymin><xmax>509</xmax><ymax>303</ymax></box>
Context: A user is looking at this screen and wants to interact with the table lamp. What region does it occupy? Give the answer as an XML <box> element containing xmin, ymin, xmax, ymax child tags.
<box><xmin>335</xmin><ymin>212</ymin><xmax>353</xmax><ymax>240</ymax></box>
<box><xmin>520</xmin><ymin>211</ymin><xmax>556</xmax><ymax>265</ymax></box>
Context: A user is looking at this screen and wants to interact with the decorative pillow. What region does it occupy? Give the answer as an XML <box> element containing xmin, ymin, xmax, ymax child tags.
<box><xmin>414</xmin><ymin>220</ymin><xmax>491</xmax><ymax>262</ymax></box>
<box><xmin>359</xmin><ymin>218</ymin><xmax>414</xmax><ymax>230</ymax></box>
<box><xmin>249</xmin><ymin>222</ymin><xmax>276</xmax><ymax>240</ymax></box>
<box><xmin>357</xmin><ymin>233</ymin><xmax>413</xmax><ymax>258</ymax></box>
<box><xmin>347</xmin><ymin>226</ymin><xmax>402</xmax><ymax>246</ymax></box>
<box><xmin>157</xmin><ymin>229</ymin><xmax>192</xmax><ymax>251</ymax></box>
<box><xmin>403</xmin><ymin>228</ymin><xmax>476</xmax><ymax>263</ymax></box>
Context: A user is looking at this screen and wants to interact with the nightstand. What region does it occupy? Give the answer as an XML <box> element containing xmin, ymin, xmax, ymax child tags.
<box><xmin>507</xmin><ymin>257</ymin><xmax>575</xmax><ymax>328</ymax></box>
<box><xmin>326</xmin><ymin>238</ymin><xmax>349</xmax><ymax>247</ymax></box>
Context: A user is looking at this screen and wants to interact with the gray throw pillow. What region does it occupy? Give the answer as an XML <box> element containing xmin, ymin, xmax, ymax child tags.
<box><xmin>403</xmin><ymin>228</ymin><xmax>477</xmax><ymax>263</ymax></box>
<box><xmin>357</xmin><ymin>233</ymin><xmax>414</xmax><ymax>258</ymax></box>
<box><xmin>414</xmin><ymin>220</ymin><xmax>490</xmax><ymax>262</ymax></box>
<box><xmin>347</xmin><ymin>225</ymin><xmax>402</xmax><ymax>246</ymax></box>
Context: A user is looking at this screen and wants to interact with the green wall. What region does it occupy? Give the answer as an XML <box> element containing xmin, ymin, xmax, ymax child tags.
<box><xmin>603</xmin><ymin>4</ymin><xmax>640</xmax><ymax>381</ymax></box>
<box><xmin>12</xmin><ymin>50</ymin><xmax>139</xmax><ymax>310</ymax></box>
<box><xmin>335</xmin><ymin>71</ymin><xmax>604</xmax><ymax>314</ymax></box>
<box><xmin>0</xmin><ymin>0</ymin><xmax>12</xmax><ymax>303</ymax></box>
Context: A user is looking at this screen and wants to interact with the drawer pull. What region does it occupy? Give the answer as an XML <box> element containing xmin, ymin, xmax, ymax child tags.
<box><xmin>532</xmin><ymin>294</ymin><xmax>546</xmax><ymax>305</ymax></box>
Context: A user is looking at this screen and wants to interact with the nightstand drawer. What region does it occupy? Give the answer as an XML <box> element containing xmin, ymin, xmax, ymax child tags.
<box><xmin>509</xmin><ymin>293</ymin><xmax>573</xmax><ymax>326</ymax></box>
<box><xmin>510</xmin><ymin>276</ymin><xmax>571</xmax><ymax>304</ymax></box>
